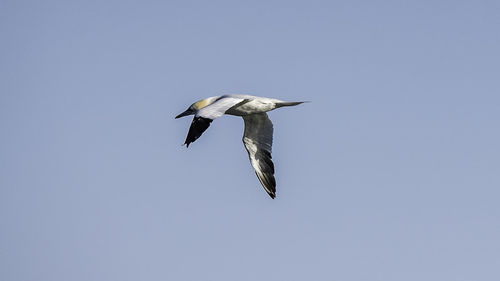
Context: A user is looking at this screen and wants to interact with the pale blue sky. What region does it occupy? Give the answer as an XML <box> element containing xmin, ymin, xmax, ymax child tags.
<box><xmin>1</xmin><ymin>1</ymin><xmax>499</xmax><ymax>280</ymax></box>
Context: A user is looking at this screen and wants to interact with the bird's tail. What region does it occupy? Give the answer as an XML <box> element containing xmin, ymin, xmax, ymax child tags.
<box><xmin>276</xmin><ymin>101</ymin><xmax>307</xmax><ymax>108</ymax></box>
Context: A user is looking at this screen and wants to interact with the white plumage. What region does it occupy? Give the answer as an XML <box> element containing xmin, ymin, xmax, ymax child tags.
<box><xmin>175</xmin><ymin>94</ymin><xmax>304</xmax><ymax>199</ymax></box>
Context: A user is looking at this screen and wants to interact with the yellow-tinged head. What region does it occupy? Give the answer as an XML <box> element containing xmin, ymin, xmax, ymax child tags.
<box><xmin>192</xmin><ymin>98</ymin><xmax>211</xmax><ymax>110</ymax></box>
<box><xmin>175</xmin><ymin>96</ymin><xmax>219</xmax><ymax>119</ymax></box>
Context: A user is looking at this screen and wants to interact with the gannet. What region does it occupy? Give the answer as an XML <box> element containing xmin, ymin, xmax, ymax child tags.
<box><xmin>175</xmin><ymin>94</ymin><xmax>304</xmax><ymax>199</ymax></box>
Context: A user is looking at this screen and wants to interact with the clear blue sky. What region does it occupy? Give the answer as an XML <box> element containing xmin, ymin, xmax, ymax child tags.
<box><xmin>1</xmin><ymin>0</ymin><xmax>499</xmax><ymax>280</ymax></box>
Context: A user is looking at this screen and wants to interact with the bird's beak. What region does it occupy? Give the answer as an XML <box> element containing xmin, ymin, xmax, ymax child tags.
<box><xmin>175</xmin><ymin>109</ymin><xmax>194</xmax><ymax>119</ymax></box>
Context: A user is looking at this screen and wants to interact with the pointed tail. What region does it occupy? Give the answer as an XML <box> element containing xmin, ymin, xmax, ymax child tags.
<box><xmin>276</xmin><ymin>101</ymin><xmax>307</xmax><ymax>108</ymax></box>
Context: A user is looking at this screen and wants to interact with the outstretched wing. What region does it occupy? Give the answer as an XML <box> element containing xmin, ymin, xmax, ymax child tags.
<box><xmin>197</xmin><ymin>95</ymin><xmax>248</xmax><ymax>119</ymax></box>
<box><xmin>242</xmin><ymin>113</ymin><xmax>276</xmax><ymax>198</ymax></box>
<box><xmin>184</xmin><ymin>96</ymin><xmax>247</xmax><ymax>147</ymax></box>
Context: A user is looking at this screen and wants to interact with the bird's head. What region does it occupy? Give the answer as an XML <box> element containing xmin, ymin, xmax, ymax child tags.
<box><xmin>175</xmin><ymin>104</ymin><xmax>195</xmax><ymax>119</ymax></box>
<box><xmin>175</xmin><ymin>97</ymin><xmax>217</xmax><ymax>118</ymax></box>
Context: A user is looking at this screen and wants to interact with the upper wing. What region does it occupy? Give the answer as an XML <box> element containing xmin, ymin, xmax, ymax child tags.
<box><xmin>197</xmin><ymin>95</ymin><xmax>248</xmax><ymax>119</ymax></box>
<box><xmin>184</xmin><ymin>96</ymin><xmax>247</xmax><ymax>147</ymax></box>
<box><xmin>242</xmin><ymin>113</ymin><xmax>276</xmax><ymax>198</ymax></box>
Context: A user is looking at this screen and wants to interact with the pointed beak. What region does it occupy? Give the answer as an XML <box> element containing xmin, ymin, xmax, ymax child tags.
<box><xmin>175</xmin><ymin>109</ymin><xmax>193</xmax><ymax>119</ymax></box>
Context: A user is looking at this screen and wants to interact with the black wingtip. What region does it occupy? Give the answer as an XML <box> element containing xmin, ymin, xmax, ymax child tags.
<box><xmin>269</xmin><ymin>193</ymin><xmax>276</xmax><ymax>199</ymax></box>
<box><xmin>183</xmin><ymin>116</ymin><xmax>213</xmax><ymax>148</ymax></box>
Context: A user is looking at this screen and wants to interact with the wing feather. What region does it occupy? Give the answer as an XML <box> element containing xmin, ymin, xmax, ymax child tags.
<box><xmin>184</xmin><ymin>117</ymin><xmax>212</xmax><ymax>147</ymax></box>
<box><xmin>197</xmin><ymin>96</ymin><xmax>246</xmax><ymax>119</ymax></box>
<box><xmin>242</xmin><ymin>113</ymin><xmax>276</xmax><ymax>198</ymax></box>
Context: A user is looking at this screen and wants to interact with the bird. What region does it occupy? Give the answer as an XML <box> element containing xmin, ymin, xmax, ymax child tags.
<box><xmin>175</xmin><ymin>94</ymin><xmax>305</xmax><ymax>199</ymax></box>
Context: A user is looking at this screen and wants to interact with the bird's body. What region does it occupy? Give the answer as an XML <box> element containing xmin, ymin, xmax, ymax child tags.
<box><xmin>175</xmin><ymin>94</ymin><xmax>304</xmax><ymax>199</ymax></box>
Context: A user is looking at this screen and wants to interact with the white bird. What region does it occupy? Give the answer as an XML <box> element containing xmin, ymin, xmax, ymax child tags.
<box><xmin>175</xmin><ymin>94</ymin><xmax>305</xmax><ymax>199</ymax></box>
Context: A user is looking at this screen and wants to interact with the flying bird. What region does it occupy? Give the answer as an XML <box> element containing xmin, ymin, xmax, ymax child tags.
<box><xmin>175</xmin><ymin>94</ymin><xmax>304</xmax><ymax>199</ymax></box>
